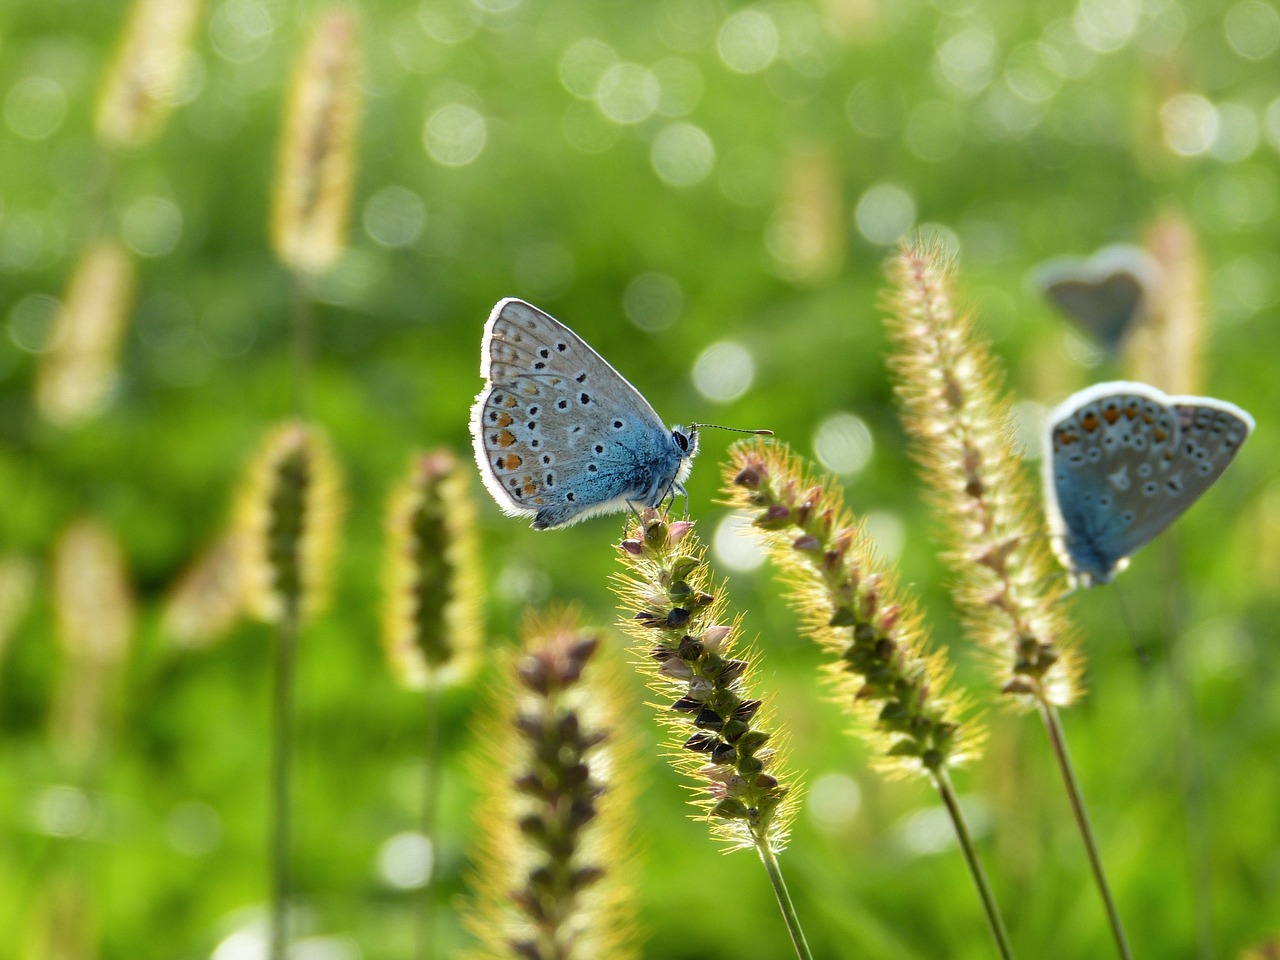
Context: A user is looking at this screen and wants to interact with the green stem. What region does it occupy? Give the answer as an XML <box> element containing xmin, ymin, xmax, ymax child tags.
<box><xmin>1038</xmin><ymin>701</ymin><xmax>1133</xmax><ymax>960</ymax></box>
<box><xmin>269</xmin><ymin>603</ymin><xmax>299</xmax><ymax>960</ymax></box>
<box><xmin>416</xmin><ymin>681</ymin><xmax>443</xmax><ymax>960</ymax></box>
<box><xmin>290</xmin><ymin>271</ymin><xmax>316</xmax><ymax>418</ymax></box>
<box><xmin>933</xmin><ymin>768</ymin><xmax>1017</xmax><ymax>960</ymax></box>
<box><xmin>754</xmin><ymin>836</ymin><xmax>815</xmax><ymax>960</ymax></box>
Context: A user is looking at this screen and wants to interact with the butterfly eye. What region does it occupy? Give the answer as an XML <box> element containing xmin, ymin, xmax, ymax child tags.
<box><xmin>673</xmin><ymin>430</ymin><xmax>690</xmax><ymax>452</ymax></box>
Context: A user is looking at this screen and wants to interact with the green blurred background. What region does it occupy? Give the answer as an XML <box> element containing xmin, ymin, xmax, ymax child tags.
<box><xmin>1</xmin><ymin>0</ymin><xmax>1277</xmax><ymax>957</ymax></box>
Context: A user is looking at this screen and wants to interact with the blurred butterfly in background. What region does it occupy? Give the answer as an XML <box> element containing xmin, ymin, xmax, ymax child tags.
<box><xmin>1043</xmin><ymin>381</ymin><xmax>1254</xmax><ymax>586</ymax></box>
<box><xmin>470</xmin><ymin>298</ymin><xmax>767</xmax><ymax>530</ymax></box>
<box><xmin>1033</xmin><ymin>245</ymin><xmax>1162</xmax><ymax>351</ymax></box>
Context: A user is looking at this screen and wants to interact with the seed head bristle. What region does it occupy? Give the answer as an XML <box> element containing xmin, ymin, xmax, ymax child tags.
<box><xmin>725</xmin><ymin>439</ymin><xmax>983</xmax><ymax>778</ymax></box>
<box><xmin>270</xmin><ymin>9</ymin><xmax>362</xmax><ymax>276</ymax></box>
<box><xmin>612</xmin><ymin>509</ymin><xmax>796</xmax><ymax>853</ymax></box>
<box><xmin>884</xmin><ymin>240</ymin><xmax>1081</xmax><ymax>708</ymax></box>
<box><xmin>234</xmin><ymin>421</ymin><xmax>345</xmax><ymax>626</ymax></box>
<box><xmin>382</xmin><ymin>449</ymin><xmax>482</xmax><ymax>690</ymax></box>
<box><xmin>463</xmin><ymin>609</ymin><xmax>640</xmax><ymax>960</ymax></box>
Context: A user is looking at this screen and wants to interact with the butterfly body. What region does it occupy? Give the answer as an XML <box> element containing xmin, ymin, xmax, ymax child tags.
<box><xmin>470</xmin><ymin>298</ymin><xmax>697</xmax><ymax>530</ymax></box>
<box><xmin>1044</xmin><ymin>381</ymin><xmax>1253</xmax><ymax>585</ymax></box>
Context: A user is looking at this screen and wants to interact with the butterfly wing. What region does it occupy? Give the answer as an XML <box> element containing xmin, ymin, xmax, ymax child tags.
<box><xmin>1045</xmin><ymin>381</ymin><xmax>1254</xmax><ymax>583</ymax></box>
<box><xmin>470</xmin><ymin>299</ymin><xmax>686</xmax><ymax>529</ymax></box>
<box><xmin>1042</xmin><ymin>274</ymin><xmax>1143</xmax><ymax>349</ymax></box>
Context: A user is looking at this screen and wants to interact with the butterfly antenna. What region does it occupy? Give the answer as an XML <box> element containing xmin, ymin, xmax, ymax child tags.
<box><xmin>690</xmin><ymin>423</ymin><xmax>773</xmax><ymax>436</ymax></box>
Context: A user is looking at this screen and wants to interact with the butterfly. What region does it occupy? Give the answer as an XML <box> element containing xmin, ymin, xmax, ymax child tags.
<box><xmin>469</xmin><ymin>298</ymin><xmax>700</xmax><ymax>530</ymax></box>
<box><xmin>1033</xmin><ymin>245</ymin><xmax>1162</xmax><ymax>350</ymax></box>
<box><xmin>1043</xmin><ymin>381</ymin><xmax>1254</xmax><ymax>586</ymax></box>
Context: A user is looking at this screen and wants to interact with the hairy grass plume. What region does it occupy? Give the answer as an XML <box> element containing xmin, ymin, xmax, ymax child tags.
<box><xmin>463</xmin><ymin>610</ymin><xmax>640</xmax><ymax>960</ymax></box>
<box><xmin>95</xmin><ymin>0</ymin><xmax>205</xmax><ymax>148</ymax></box>
<box><xmin>270</xmin><ymin>9</ymin><xmax>362</xmax><ymax>276</ymax></box>
<box><xmin>35</xmin><ymin>239</ymin><xmax>135</xmax><ymax>428</ymax></box>
<box><xmin>382</xmin><ymin>449</ymin><xmax>482</xmax><ymax>690</ymax></box>
<box><xmin>724</xmin><ymin>439</ymin><xmax>982</xmax><ymax>778</ymax></box>
<box><xmin>234</xmin><ymin>421</ymin><xmax>344</xmax><ymax>626</ymax></box>
<box><xmin>767</xmin><ymin>145</ymin><xmax>845</xmax><ymax>284</ymax></box>
<box><xmin>51</xmin><ymin>519</ymin><xmax>135</xmax><ymax>764</ymax></box>
<box><xmin>883</xmin><ymin>240</ymin><xmax>1079</xmax><ymax>708</ymax></box>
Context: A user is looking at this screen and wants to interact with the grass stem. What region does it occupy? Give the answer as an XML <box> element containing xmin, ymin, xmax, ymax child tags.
<box><xmin>755</xmin><ymin>837</ymin><xmax>815</xmax><ymax>960</ymax></box>
<box><xmin>269</xmin><ymin>602</ymin><xmax>298</xmax><ymax>960</ymax></box>
<box><xmin>416</xmin><ymin>680</ymin><xmax>442</xmax><ymax>960</ymax></box>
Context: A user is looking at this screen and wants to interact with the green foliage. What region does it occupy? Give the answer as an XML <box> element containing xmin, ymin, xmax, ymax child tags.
<box><xmin>1</xmin><ymin>0</ymin><xmax>1277</xmax><ymax>958</ymax></box>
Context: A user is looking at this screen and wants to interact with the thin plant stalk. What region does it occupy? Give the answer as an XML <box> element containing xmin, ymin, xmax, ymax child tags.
<box><xmin>290</xmin><ymin>274</ymin><xmax>316</xmax><ymax>419</ymax></box>
<box><xmin>417</xmin><ymin>679</ymin><xmax>443</xmax><ymax>960</ymax></box>
<box><xmin>755</xmin><ymin>840</ymin><xmax>815</xmax><ymax>960</ymax></box>
<box><xmin>270</xmin><ymin>601</ymin><xmax>299</xmax><ymax>960</ymax></box>
<box><xmin>1038</xmin><ymin>703</ymin><xmax>1132</xmax><ymax>960</ymax></box>
<box><xmin>934</xmin><ymin>769</ymin><xmax>1015</xmax><ymax>960</ymax></box>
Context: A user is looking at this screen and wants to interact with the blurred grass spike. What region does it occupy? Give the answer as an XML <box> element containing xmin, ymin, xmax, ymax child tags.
<box><xmin>767</xmin><ymin>144</ymin><xmax>845</xmax><ymax>284</ymax></box>
<box><xmin>883</xmin><ymin>239</ymin><xmax>1080</xmax><ymax>708</ymax></box>
<box><xmin>51</xmin><ymin>519</ymin><xmax>135</xmax><ymax>764</ymax></box>
<box><xmin>382</xmin><ymin>449</ymin><xmax>482</xmax><ymax>690</ymax></box>
<box><xmin>36</xmin><ymin>239</ymin><xmax>136</xmax><ymax>428</ymax></box>
<box><xmin>724</xmin><ymin>439</ymin><xmax>982</xmax><ymax>778</ymax></box>
<box><xmin>0</xmin><ymin>554</ymin><xmax>37</xmax><ymax>669</ymax></box>
<box><xmin>160</xmin><ymin>533</ymin><xmax>245</xmax><ymax>649</ymax></box>
<box><xmin>463</xmin><ymin>609</ymin><xmax>641</xmax><ymax>960</ymax></box>
<box><xmin>22</xmin><ymin>870</ymin><xmax>97</xmax><ymax>960</ymax></box>
<box><xmin>94</xmin><ymin>0</ymin><xmax>205</xmax><ymax>148</ymax></box>
<box><xmin>1126</xmin><ymin>212</ymin><xmax>1206</xmax><ymax>396</ymax></box>
<box><xmin>271</xmin><ymin>8</ymin><xmax>362</xmax><ymax>276</ymax></box>
<box><xmin>234</xmin><ymin>421</ymin><xmax>345</xmax><ymax>626</ymax></box>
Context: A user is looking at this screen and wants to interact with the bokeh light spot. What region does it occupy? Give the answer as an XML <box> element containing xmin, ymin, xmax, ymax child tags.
<box><xmin>812</xmin><ymin>412</ymin><xmax>873</xmax><ymax>476</ymax></box>
<box><xmin>595</xmin><ymin>63</ymin><xmax>659</xmax><ymax>124</ymax></box>
<box><xmin>651</xmin><ymin>123</ymin><xmax>715</xmax><ymax>186</ymax></box>
<box><xmin>1160</xmin><ymin>93</ymin><xmax>1218</xmax><ymax>156</ymax></box>
<box><xmin>808</xmin><ymin>772</ymin><xmax>862</xmax><ymax>833</ymax></box>
<box><xmin>423</xmin><ymin>104</ymin><xmax>486</xmax><ymax>166</ymax></box>
<box><xmin>854</xmin><ymin>183</ymin><xmax>916</xmax><ymax>245</ymax></box>
<box><xmin>1225</xmin><ymin>0</ymin><xmax>1280</xmax><ymax>59</ymax></box>
<box><xmin>692</xmin><ymin>339</ymin><xmax>754</xmax><ymax>403</ymax></box>
<box><xmin>623</xmin><ymin>273</ymin><xmax>683</xmax><ymax>332</ymax></box>
<box><xmin>5</xmin><ymin>77</ymin><xmax>67</xmax><ymax>140</ymax></box>
<box><xmin>377</xmin><ymin>831</ymin><xmax>433</xmax><ymax>890</ymax></box>
<box><xmin>363</xmin><ymin>186</ymin><xmax>425</xmax><ymax>248</ymax></box>
<box><xmin>863</xmin><ymin>511</ymin><xmax>906</xmax><ymax>564</ymax></box>
<box><xmin>712</xmin><ymin>512</ymin><xmax>766</xmax><ymax>572</ymax></box>
<box><xmin>122</xmin><ymin>196</ymin><xmax>184</xmax><ymax>257</ymax></box>
<box><xmin>9</xmin><ymin>294</ymin><xmax>60</xmax><ymax>354</ymax></box>
<box><xmin>653</xmin><ymin>57</ymin><xmax>704</xmax><ymax>116</ymax></box>
<box><xmin>33</xmin><ymin>785</ymin><xmax>93</xmax><ymax>838</ymax></box>
<box><xmin>559</xmin><ymin>39</ymin><xmax>618</xmax><ymax>100</ymax></box>
<box><xmin>717</xmin><ymin>10</ymin><xmax>779</xmax><ymax>74</ymax></box>
<box><xmin>209</xmin><ymin>0</ymin><xmax>275</xmax><ymax>63</ymax></box>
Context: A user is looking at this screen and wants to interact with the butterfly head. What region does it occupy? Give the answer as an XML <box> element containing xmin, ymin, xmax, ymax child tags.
<box><xmin>671</xmin><ymin>425</ymin><xmax>699</xmax><ymax>485</ymax></box>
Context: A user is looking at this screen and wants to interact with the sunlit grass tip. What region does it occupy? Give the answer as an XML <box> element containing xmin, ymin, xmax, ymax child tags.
<box><xmin>463</xmin><ymin>609</ymin><xmax>641</xmax><ymax>960</ymax></box>
<box><xmin>160</xmin><ymin>533</ymin><xmax>245</xmax><ymax>650</ymax></box>
<box><xmin>94</xmin><ymin>0</ymin><xmax>205</xmax><ymax>149</ymax></box>
<box><xmin>612</xmin><ymin>510</ymin><xmax>796</xmax><ymax>854</ymax></box>
<box><xmin>382</xmin><ymin>449</ymin><xmax>482</xmax><ymax>690</ymax></box>
<box><xmin>883</xmin><ymin>239</ymin><xmax>1080</xmax><ymax>708</ymax></box>
<box><xmin>270</xmin><ymin>8</ymin><xmax>362</xmax><ymax>277</ymax></box>
<box><xmin>234</xmin><ymin>421</ymin><xmax>345</xmax><ymax>626</ymax></box>
<box><xmin>51</xmin><ymin>518</ymin><xmax>135</xmax><ymax>762</ymax></box>
<box><xmin>36</xmin><ymin>239</ymin><xmax>135</xmax><ymax>428</ymax></box>
<box><xmin>724</xmin><ymin>439</ymin><xmax>983</xmax><ymax>778</ymax></box>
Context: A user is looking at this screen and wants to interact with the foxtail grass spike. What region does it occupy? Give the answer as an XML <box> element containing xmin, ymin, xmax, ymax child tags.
<box><xmin>724</xmin><ymin>440</ymin><xmax>982</xmax><ymax>778</ymax></box>
<box><xmin>883</xmin><ymin>240</ymin><xmax>1080</xmax><ymax>708</ymax></box>
<box><xmin>271</xmin><ymin>9</ymin><xmax>362</xmax><ymax>276</ymax></box>
<box><xmin>382</xmin><ymin>449</ymin><xmax>482</xmax><ymax>690</ymax></box>
<box><xmin>160</xmin><ymin>533</ymin><xmax>245</xmax><ymax>650</ymax></box>
<box><xmin>234</xmin><ymin>421</ymin><xmax>345</xmax><ymax>627</ymax></box>
<box><xmin>725</xmin><ymin>440</ymin><xmax>1017</xmax><ymax>960</ymax></box>
<box><xmin>767</xmin><ymin>144</ymin><xmax>845</xmax><ymax>284</ymax></box>
<box><xmin>36</xmin><ymin>239</ymin><xmax>136</xmax><ymax>428</ymax></box>
<box><xmin>463</xmin><ymin>610</ymin><xmax>641</xmax><ymax>960</ymax></box>
<box><xmin>95</xmin><ymin>0</ymin><xmax>205</xmax><ymax>149</ymax></box>
<box><xmin>50</xmin><ymin>519</ymin><xmax>135</xmax><ymax>765</ymax></box>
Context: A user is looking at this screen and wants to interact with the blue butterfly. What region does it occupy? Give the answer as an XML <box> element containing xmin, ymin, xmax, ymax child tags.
<box><xmin>469</xmin><ymin>298</ymin><xmax>699</xmax><ymax>530</ymax></box>
<box><xmin>1033</xmin><ymin>245</ymin><xmax>1162</xmax><ymax>350</ymax></box>
<box><xmin>1044</xmin><ymin>381</ymin><xmax>1254</xmax><ymax>586</ymax></box>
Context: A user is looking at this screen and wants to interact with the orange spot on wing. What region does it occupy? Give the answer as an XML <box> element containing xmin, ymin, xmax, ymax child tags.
<box><xmin>492</xmin><ymin>429</ymin><xmax>516</xmax><ymax>448</ymax></box>
<box><xmin>504</xmin><ymin>453</ymin><xmax>523</xmax><ymax>469</ymax></box>
<box><xmin>1101</xmin><ymin>407</ymin><xmax>1119</xmax><ymax>424</ymax></box>
<box><xmin>1153</xmin><ymin>428</ymin><xmax>1167</xmax><ymax>442</ymax></box>
<box><xmin>504</xmin><ymin>396</ymin><xmax>519</xmax><ymax>408</ymax></box>
<box><xmin>1123</xmin><ymin>403</ymin><xmax>1139</xmax><ymax>419</ymax></box>
<box><xmin>496</xmin><ymin>412</ymin><xmax>514</xmax><ymax>427</ymax></box>
<box><xmin>1081</xmin><ymin>413</ymin><xmax>1099</xmax><ymax>432</ymax></box>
